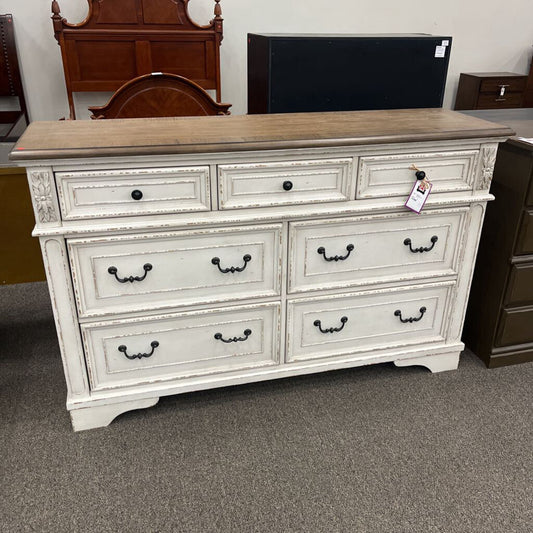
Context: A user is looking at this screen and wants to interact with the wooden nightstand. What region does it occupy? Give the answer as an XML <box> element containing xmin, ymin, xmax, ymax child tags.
<box><xmin>454</xmin><ymin>72</ymin><xmax>527</xmax><ymax>110</ymax></box>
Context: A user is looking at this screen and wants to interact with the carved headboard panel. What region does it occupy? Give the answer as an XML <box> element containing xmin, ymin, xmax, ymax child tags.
<box><xmin>51</xmin><ymin>0</ymin><xmax>223</xmax><ymax>118</ymax></box>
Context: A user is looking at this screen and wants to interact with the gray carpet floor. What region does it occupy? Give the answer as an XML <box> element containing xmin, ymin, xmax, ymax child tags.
<box><xmin>0</xmin><ymin>282</ymin><xmax>532</xmax><ymax>533</ymax></box>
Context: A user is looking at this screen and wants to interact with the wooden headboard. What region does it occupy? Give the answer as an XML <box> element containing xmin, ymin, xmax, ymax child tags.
<box><xmin>51</xmin><ymin>0</ymin><xmax>223</xmax><ymax>119</ymax></box>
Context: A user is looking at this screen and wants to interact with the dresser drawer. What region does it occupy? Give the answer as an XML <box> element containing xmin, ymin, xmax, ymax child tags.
<box><xmin>288</xmin><ymin>208</ymin><xmax>466</xmax><ymax>293</ymax></box>
<box><xmin>504</xmin><ymin>263</ymin><xmax>533</xmax><ymax>307</ymax></box>
<box><xmin>81</xmin><ymin>302</ymin><xmax>281</xmax><ymax>391</ymax></box>
<box><xmin>357</xmin><ymin>150</ymin><xmax>477</xmax><ymax>198</ymax></box>
<box><xmin>287</xmin><ymin>283</ymin><xmax>453</xmax><ymax>363</ymax></box>
<box><xmin>218</xmin><ymin>158</ymin><xmax>354</xmax><ymax>209</ymax></box>
<box><xmin>56</xmin><ymin>166</ymin><xmax>210</xmax><ymax>220</ymax></box>
<box><xmin>68</xmin><ymin>224</ymin><xmax>282</xmax><ymax>318</ymax></box>
<box><xmin>495</xmin><ymin>307</ymin><xmax>533</xmax><ymax>348</ymax></box>
<box><xmin>515</xmin><ymin>210</ymin><xmax>533</xmax><ymax>255</ymax></box>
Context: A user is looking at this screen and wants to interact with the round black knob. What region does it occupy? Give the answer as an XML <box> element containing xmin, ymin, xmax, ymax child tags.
<box><xmin>131</xmin><ymin>189</ymin><xmax>143</xmax><ymax>200</ymax></box>
<box><xmin>415</xmin><ymin>170</ymin><xmax>426</xmax><ymax>181</ymax></box>
<box><xmin>283</xmin><ymin>180</ymin><xmax>293</xmax><ymax>191</ymax></box>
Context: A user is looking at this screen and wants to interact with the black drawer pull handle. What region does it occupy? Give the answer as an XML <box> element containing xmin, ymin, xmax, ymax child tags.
<box><xmin>283</xmin><ymin>180</ymin><xmax>293</xmax><ymax>191</ymax></box>
<box><xmin>313</xmin><ymin>316</ymin><xmax>348</xmax><ymax>334</ymax></box>
<box><xmin>118</xmin><ymin>340</ymin><xmax>159</xmax><ymax>360</ymax></box>
<box><xmin>214</xmin><ymin>329</ymin><xmax>252</xmax><ymax>343</ymax></box>
<box><xmin>131</xmin><ymin>189</ymin><xmax>143</xmax><ymax>200</ymax></box>
<box><xmin>107</xmin><ymin>263</ymin><xmax>152</xmax><ymax>283</ymax></box>
<box><xmin>403</xmin><ymin>236</ymin><xmax>438</xmax><ymax>253</ymax></box>
<box><xmin>317</xmin><ymin>244</ymin><xmax>355</xmax><ymax>262</ymax></box>
<box><xmin>211</xmin><ymin>254</ymin><xmax>251</xmax><ymax>273</ymax></box>
<box><xmin>394</xmin><ymin>307</ymin><xmax>427</xmax><ymax>323</ymax></box>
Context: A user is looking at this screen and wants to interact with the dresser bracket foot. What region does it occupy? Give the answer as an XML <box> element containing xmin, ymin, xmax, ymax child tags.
<box><xmin>394</xmin><ymin>351</ymin><xmax>460</xmax><ymax>373</ymax></box>
<box><xmin>69</xmin><ymin>397</ymin><xmax>160</xmax><ymax>431</ymax></box>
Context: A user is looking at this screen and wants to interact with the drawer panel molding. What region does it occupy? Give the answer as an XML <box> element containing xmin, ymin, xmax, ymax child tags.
<box><xmin>82</xmin><ymin>302</ymin><xmax>281</xmax><ymax>390</ymax></box>
<box><xmin>218</xmin><ymin>158</ymin><xmax>354</xmax><ymax>209</ymax></box>
<box><xmin>289</xmin><ymin>208</ymin><xmax>467</xmax><ymax>293</ymax></box>
<box><xmin>287</xmin><ymin>282</ymin><xmax>454</xmax><ymax>363</ymax></box>
<box><xmin>357</xmin><ymin>150</ymin><xmax>478</xmax><ymax>198</ymax></box>
<box><xmin>57</xmin><ymin>166</ymin><xmax>211</xmax><ymax>220</ymax></box>
<box><xmin>68</xmin><ymin>224</ymin><xmax>282</xmax><ymax>317</ymax></box>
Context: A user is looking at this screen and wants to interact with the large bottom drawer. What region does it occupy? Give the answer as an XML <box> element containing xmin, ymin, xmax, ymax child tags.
<box><xmin>81</xmin><ymin>302</ymin><xmax>281</xmax><ymax>391</ymax></box>
<box><xmin>287</xmin><ymin>282</ymin><xmax>454</xmax><ymax>363</ymax></box>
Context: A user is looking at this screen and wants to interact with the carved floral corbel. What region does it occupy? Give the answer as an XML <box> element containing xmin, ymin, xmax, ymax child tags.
<box><xmin>31</xmin><ymin>171</ymin><xmax>58</xmax><ymax>223</ymax></box>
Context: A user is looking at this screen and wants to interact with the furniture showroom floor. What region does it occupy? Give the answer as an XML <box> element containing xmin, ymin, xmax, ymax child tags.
<box><xmin>1</xmin><ymin>281</ymin><xmax>532</xmax><ymax>533</ymax></box>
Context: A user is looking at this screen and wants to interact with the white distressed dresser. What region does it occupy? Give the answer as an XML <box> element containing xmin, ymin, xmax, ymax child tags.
<box><xmin>10</xmin><ymin>109</ymin><xmax>513</xmax><ymax>431</ymax></box>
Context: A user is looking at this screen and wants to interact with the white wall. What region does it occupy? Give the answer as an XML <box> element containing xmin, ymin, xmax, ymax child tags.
<box><xmin>3</xmin><ymin>0</ymin><xmax>533</xmax><ymax>121</ymax></box>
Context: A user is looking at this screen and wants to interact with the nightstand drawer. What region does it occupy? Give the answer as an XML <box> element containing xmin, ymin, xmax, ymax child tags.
<box><xmin>479</xmin><ymin>77</ymin><xmax>527</xmax><ymax>93</ymax></box>
<box><xmin>288</xmin><ymin>208</ymin><xmax>467</xmax><ymax>293</ymax></box>
<box><xmin>357</xmin><ymin>150</ymin><xmax>477</xmax><ymax>198</ymax></box>
<box><xmin>218</xmin><ymin>158</ymin><xmax>354</xmax><ymax>209</ymax></box>
<box><xmin>82</xmin><ymin>302</ymin><xmax>281</xmax><ymax>391</ymax></box>
<box><xmin>68</xmin><ymin>224</ymin><xmax>282</xmax><ymax>318</ymax></box>
<box><xmin>56</xmin><ymin>166</ymin><xmax>210</xmax><ymax>220</ymax></box>
<box><xmin>287</xmin><ymin>283</ymin><xmax>453</xmax><ymax>363</ymax></box>
<box><xmin>476</xmin><ymin>93</ymin><xmax>523</xmax><ymax>109</ymax></box>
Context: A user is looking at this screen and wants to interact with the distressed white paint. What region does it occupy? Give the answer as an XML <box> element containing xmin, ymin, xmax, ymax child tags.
<box><xmin>19</xmin><ymin>132</ymin><xmax>505</xmax><ymax>430</ymax></box>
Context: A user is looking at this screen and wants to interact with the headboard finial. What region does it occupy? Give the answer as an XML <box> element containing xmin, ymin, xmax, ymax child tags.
<box><xmin>51</xmin><ymin>1</ymin><xmax>63</xmax><ymax>43</ymax></box>
<box><xmin>213</xmin><ymin>0</ymin><xmax>223</xmax><ymax>40</ymax></box>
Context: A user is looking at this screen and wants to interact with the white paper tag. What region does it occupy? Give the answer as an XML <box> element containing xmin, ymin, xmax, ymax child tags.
<box><xmin>405</xmin><ymin>180</ymin><xmax>432</xmax><ymax>214</ymax></box>
<box><xmin>441</xmin><ymin>40</ymin><xmax>449</xmax><ymax>47</ymax></box>
<box><xmin>434</xmin><ymin>45</ymin><xmax>446</xmax><ymax>58</ymax></box>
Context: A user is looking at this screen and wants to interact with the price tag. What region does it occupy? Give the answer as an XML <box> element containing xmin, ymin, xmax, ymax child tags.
<box><xmin>405</xmin><ymin>166</ymin><xmax>432</xmax><ymax>214</ymax></box>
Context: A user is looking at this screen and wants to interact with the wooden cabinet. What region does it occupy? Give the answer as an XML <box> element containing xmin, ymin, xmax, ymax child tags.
<box><xmin>463</xmin><ymin>109</ymin><xmax>533</xmax><ymax>367</ymax></box>
<box><xmin>10</xmin><ymin>109</ymin><xmax>512</xmax><ymax>430</ymax></box>
<box><xmin>454</xmin><ymin>72</ymin><xmax>528</xmax><ymax>110</ymax></box>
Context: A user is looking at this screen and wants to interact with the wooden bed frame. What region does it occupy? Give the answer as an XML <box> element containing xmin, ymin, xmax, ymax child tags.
<box><xmin>88</xmin><ymin>73</ymin><xmax>231</xmax><ymax>118</ymax></box>
<box><xmin>51</xmin><ymin>0</ymin><xmax>223</xmax><ymax>119</ymax></box>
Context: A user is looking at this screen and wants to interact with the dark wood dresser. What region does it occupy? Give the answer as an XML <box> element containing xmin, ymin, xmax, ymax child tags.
<box><xmin>454</xmin><ymin>72</ymin><xmax>528</xmax><ymax>110</ymax></box>
<box><xmin>462</xmin><ymin>108</ymin><xmax>533</xmax><ymax>367</ymax></box>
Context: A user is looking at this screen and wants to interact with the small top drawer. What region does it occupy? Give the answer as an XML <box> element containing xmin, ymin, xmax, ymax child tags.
<box><xmin>479</xmin><ymin>77</ymin><xmax>527</xmax><ymax>94</ymax></box>
<box><xmin>56</xmin><ymin>166</ymin><xmax>210</xmax><ymax>220</ymax></box>
<box><xmin>357</xmin><ymin>150</ymin><xmax>478</xmax><ymax>199</ymax></box>
<box><xmin>218</xmin><ymin>158</ymin><xmax>354</xmax><ymax>210</ymax></box>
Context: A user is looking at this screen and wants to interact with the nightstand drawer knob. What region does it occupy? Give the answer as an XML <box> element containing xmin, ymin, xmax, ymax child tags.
<box><xmin>282</xmin><ymin>180</ymin><xmax>293</xmax><ymax>191</ymax></box>
<box><xmin>415</xmin><ymin>170</ymin><xmax>426</xmax><ymax>180</ymax></box>
<box><xmin>131</xmin><ymin>189</ymin><xmax>143</xmax><ymax>200</ymax></box>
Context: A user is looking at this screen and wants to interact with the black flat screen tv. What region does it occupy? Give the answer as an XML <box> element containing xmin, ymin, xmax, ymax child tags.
<box><xmin>248</xmin><ymin>33</ymin><xmax>452</xmax><ymax>114</ymax></box>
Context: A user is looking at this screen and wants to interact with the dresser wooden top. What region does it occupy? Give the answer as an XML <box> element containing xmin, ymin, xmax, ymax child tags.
<box><xmin>10</xmin><ymin>109</ymin><xmax>514</xmax><ymax>162</ymax></box>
